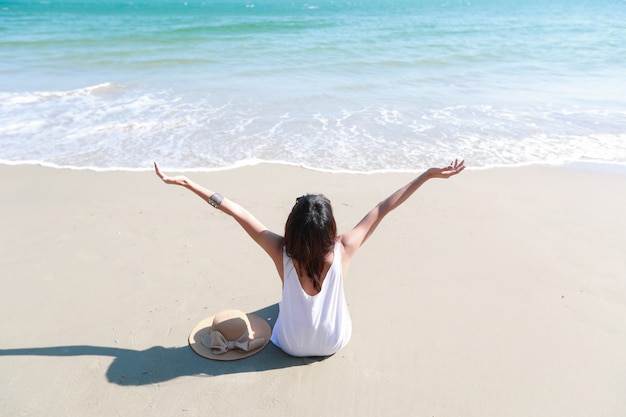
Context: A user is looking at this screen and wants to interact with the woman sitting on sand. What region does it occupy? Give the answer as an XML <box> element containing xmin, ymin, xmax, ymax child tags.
<box><xmin>154</xmin><ymin>159</ymin><xmax>465</xmax><ymax>357</ymax></box>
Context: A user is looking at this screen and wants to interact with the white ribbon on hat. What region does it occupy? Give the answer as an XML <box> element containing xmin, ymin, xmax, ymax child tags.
<box><xmin>203</xmin><ymin>330</ymin><xmax>266</xmax><ymax>355</ymax></box>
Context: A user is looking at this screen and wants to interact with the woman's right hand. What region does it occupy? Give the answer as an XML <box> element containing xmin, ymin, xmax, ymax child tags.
<box><xmin>427</xmin><ymin>159</ymin><xmax>465</xmax><ymax>179</ymax></box>
<box><xmin>154</xmin><ymin>162</ymin><xmax>189</xmax><ymax>186</ymax></box>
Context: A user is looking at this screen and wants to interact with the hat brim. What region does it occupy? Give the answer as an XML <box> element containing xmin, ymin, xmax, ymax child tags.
<box><xmin>188</xmin><ymin>313</ymin><xmax>272</xmax><ymax>361</ymax></box>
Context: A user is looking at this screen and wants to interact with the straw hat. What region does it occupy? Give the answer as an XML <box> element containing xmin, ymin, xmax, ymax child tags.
<box><xmin>188</xmin><ymin>309</ymin><xmax>272</xmax><ymax>360</ymax></box>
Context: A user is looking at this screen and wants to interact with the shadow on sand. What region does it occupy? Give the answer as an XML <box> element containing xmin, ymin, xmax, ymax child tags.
<box><xmin>0</xmin><ymin>304</ymin><xmax>326</xmax><ymax>386</ymax></box>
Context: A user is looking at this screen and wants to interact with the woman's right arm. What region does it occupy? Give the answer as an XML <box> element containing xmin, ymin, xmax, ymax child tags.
<box><xmin>154</xmin><ymin>162</ymin><xmax>284</xmax><ymax>277</ymax></box>
<box><xmin>339</xmin><ymin>159</ymin><xmax>465</xmax><ymax>263</ymax></box>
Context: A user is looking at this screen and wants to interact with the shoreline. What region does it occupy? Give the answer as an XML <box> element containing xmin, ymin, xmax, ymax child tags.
<box><xmin>2</xmin><ymin>158</ymin><xmax>626</xmax><ymax>176</ymax></box>
<box><xmin>1</xmin><ymin>163</ymin><xmax>625</xmax><ymax>416</ymax></box>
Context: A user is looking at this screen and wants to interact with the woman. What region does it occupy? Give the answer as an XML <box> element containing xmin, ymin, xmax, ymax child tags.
<box><xmin>154</xmin><ymin>159</ymin><xmax>465</xmax><ymax>357</ymax></box>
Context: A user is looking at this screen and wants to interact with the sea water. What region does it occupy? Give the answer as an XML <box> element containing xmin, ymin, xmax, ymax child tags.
<box><xmin>1</xmin><ymin>0</ymin><xmax>625</xmax><ymax>172</ymax></box>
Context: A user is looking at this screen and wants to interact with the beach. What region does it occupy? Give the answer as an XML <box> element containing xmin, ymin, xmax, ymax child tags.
<box><xmin>2</xmin><ymin>0</ymin><xmax>625</xmax><ymax>414</ymax></box>
<box><xmin>1</xmin><ymin>163</ymin><xmax>625</xmax><ymax>416</ymax></box>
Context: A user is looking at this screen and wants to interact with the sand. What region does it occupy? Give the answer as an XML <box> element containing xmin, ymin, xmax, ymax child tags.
<box><xmin>1</xmin><ymin>163</ymin><xmax>625</xmax><ymax>417</ymax></box>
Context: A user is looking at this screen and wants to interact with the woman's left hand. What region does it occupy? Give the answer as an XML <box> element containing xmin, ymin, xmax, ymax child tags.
<box><xmin>154</xmin><ymin>162</ymin><xmax>189</xmax><ymax>186</ymax></box>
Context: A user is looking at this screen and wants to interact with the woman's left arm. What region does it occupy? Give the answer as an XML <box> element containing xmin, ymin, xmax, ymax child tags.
<box><xmin>154</xmin><ymin>162</ymin><xmax>284</xmax><ymax>275</ymax></box>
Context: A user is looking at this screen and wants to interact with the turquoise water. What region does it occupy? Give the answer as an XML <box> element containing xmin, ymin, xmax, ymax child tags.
<box><xmin>1</xmin><ymin>0</ymin><xmax>625</xmax><ymax>172</ymax></box>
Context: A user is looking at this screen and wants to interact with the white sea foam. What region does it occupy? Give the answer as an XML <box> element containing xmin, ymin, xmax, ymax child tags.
<box><xmin>1</xmin><ymin>82</ymin><xmax>625</xmax><ymax>173</ymax></box>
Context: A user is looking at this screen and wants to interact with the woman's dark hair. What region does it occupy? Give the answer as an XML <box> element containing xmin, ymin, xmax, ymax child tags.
<box><xmin>283</xmin><ymin>194</ymin><xmax>337</xmax><ymax>292</ymax></box>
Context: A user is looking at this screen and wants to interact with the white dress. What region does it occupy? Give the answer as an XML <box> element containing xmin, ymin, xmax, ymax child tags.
<box><xmin>270</xmin><ymin>242</ymin><xmax>352</xmax><ymax>357</ymax></box>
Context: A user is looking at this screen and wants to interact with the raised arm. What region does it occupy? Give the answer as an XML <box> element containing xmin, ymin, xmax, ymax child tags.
<box><xmin>340</xmin><ymin>159</ymin><xmax>465</xmax><ymax>261</ymax></box>
<box><xmin>154</xmin><ymin>162</ymin><xmax>284</xmax><ymax>275</ymax></box>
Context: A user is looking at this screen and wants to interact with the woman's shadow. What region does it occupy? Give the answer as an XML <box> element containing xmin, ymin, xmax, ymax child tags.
<box><xmin>0</xmin><ymin>304</ymin><xmax>325</xmax><ymax>386</ymax></box>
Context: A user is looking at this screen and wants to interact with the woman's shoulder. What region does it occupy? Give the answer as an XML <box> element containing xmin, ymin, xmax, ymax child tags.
<box><xmin>337</xmin><ymin>233</ymin><xmax>358</xmax><ymax>258</ymax></box>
